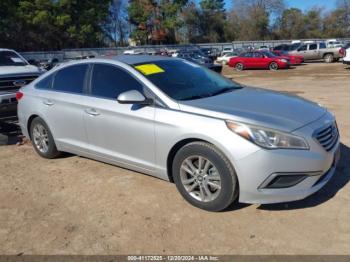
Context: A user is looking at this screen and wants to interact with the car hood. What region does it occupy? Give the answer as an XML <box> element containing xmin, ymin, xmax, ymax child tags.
<box><xmin>0</xmin><ymin>65</ymin><xmax>42</xmax><ymax>76</ymax></box>
<box><xmin>178</xmin><ymin>87</ymin><xmax>326</xmax><ymax>132</ymax></box>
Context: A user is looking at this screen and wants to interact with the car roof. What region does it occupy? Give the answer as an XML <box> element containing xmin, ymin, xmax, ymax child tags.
<box><xmin>111</xmin><ymin>54</ymin><xmax>177</xmax><ymax>65</ymax></box>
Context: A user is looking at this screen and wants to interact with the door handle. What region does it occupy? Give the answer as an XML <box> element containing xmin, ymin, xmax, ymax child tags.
<box><xmin>85</xmin><ymin>108</ymin><xmax>100</xmax><ymax>116</ymax></box>
<box><xmin>43</xmin><ymin>99</ymin><xmax>54</xmax><ymax>106</ymax></box>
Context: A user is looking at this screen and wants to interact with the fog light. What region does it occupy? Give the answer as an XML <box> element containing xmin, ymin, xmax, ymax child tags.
<box><xmin>265</xmin><ymin>175</ymin><xmax>307</xmax><ymax>189</ymax></box>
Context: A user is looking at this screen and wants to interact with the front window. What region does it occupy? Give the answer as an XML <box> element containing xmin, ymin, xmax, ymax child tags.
<box><xmin>133</xmin><ymin>60</ymin><xmax>242</xmax><ymax>101</ymax></box>
<box><xmin>0</xmin><ymin>51</ymin><xmax>27</xmax><ymax>66</ymax></box>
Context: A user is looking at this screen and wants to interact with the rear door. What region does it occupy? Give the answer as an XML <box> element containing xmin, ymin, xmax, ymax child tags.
<box><xmin>40</xmin><ymin>64</ymin><xmax>90</xmax><ymax>152</ymax></box>
<box><xmin>241</xmin><ymin>52</ymin><xmax>254</xmax><ymax>68</ymax></box>
<box><xmin>83</xmin><ymin>63</ymin><xmax>156</xmax><ymax>172</ymax></box>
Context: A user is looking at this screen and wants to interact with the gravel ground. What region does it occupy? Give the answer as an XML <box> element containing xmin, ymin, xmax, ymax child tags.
<box><xmin>0</xmin><ymin>62</ymin><xmax>349</xmax><ymax>255</ymax></box>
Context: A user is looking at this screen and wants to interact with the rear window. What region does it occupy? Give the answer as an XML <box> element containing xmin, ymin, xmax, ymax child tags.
<box><xmin>52</xmin><ymin>64</ymin><xmax>88</xmax><ymax>94</ymax></box>
<box><xmin>309</xmin><ymin>44</ymin><xmax>318</xmax><ymax>50</ymax></box>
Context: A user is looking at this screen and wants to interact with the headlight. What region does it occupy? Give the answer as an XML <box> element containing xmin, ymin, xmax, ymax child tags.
<box><xmin>226</xmin><ymin>121</ymin><xmax>309</xmax><ymax>150</ymax></box>
<box><xmin>279</xmin><ymin>59</ymin><xmax>288</xmax><ymax>63</ymax></box>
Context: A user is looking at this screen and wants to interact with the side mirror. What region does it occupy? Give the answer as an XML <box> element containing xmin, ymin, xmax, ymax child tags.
<box><xmin>117</xmin><ymin>90</ymin><xmax>153</xmax><ymax>105</ymax></box>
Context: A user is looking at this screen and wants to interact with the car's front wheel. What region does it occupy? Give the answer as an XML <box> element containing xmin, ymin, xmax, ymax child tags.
<box><xmin>235</xmin><ymin>63</ymin><xmax>244</xmax><ymax>71</ymax></box>
<box><xmin>172</xmin><ymin>142</ymin><xmax>238</xmax><ymax>211</ymax></box>
<box><xmin>30</xmin><ymin>117</ymin><xmax>60</xmax><ymax>159</ymax></box>
<box><xmin>269</xmin><ymin>62</ymin><xmax>279</xmax><ymax>71</ymax></box>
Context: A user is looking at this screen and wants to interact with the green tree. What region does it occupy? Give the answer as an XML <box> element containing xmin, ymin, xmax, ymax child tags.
<box><xmin>275</xmin><ymin>8</ymin><xmax>306</xmax><ymax>39</ymax></box>
<box><xmin>199</xmin><ymin>0</ymin><xmax>226</xmax><ymax>42</ymax></box>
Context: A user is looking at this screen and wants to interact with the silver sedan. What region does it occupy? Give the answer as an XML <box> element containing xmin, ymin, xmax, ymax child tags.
<box><xmin>17</xmin><ymin>55</ymin><xmax>340</xmax><ymax>211</ymax></box>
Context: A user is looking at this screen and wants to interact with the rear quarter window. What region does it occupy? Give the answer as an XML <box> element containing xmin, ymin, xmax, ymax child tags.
<box><xmin>35</xmin><ymin>74</ymin><xmax>53</xmax><ymax>90</ymax></box>
<box><xmin>52</xmin><ymin>64</ymin><xmax>88</xmax><ymax>94</ymax></box>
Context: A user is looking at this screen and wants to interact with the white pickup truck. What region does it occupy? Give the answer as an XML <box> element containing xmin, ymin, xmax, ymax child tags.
<box><xmin>0</xmin><ymin>49</ymin><xmax>43</xmax><ymax>117</ymax></box>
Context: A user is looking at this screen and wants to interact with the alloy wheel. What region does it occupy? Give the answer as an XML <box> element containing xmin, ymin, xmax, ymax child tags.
<box><xmin>32</xmin><ymin>123</ymin><xmax>50</xmax><ymax>154</ymax></box>
<box><xmin>180</xmin><ymin>156</ymin><xmax>222</xmax><ymax>202</ymax></box>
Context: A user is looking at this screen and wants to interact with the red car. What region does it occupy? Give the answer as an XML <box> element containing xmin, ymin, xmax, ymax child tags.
<box><xmin>228</xmin><ymin>51</ymin><xmax>290</xmax><ymax>71</ymax></box>
<box><xmin>272</xmin><ymin>50</ymin><xmax>304</xmax><ymax>65</ymax></box>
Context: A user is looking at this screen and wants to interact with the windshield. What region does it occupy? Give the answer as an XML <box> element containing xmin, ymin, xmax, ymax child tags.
<box><xmin>134</xmin><ymin>60</ymin><xmax>242</xmax><ymax>101</ymax></box>
<box><xmin>0</xmin><ymin>51</ymin><xmax>27</xmax><ymax>66</ymax></box>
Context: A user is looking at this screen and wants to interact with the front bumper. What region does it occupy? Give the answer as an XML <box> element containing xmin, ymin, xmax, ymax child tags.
<box><xmin>343</xmin><ymin>60</ymin><xmax>350</xmax><ymax>65</ymax></box>
<box><xmin>234</xmin><ymin>113</ymin><xmax>340</xmax><ymax>204</ymax></box>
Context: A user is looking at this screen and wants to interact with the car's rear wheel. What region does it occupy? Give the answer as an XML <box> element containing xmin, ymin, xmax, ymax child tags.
<box><xmin>269</xmin><ymin>62</ymin><xmax>279</xmax><ymax>71</ymax></box>
<box><xmin>172</xmin><ymin>142</ymin><xmax>238</xmax><ymax>212</ymax></box>
<box><xmin>30</xmin><ymin>117</ymin><xmax>60</xmax><ymax>159</ymax></box>
<box><xmin>324</xmin><ymin>54</ymin><xmax>334</xmax><ymax>63</ymax></box>
<box><xmin>235</xmin><ymin>63</ymin><xmax>244</xmax><ymax>71</ymax></box>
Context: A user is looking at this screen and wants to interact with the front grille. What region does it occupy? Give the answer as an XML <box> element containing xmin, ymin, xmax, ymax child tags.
<box><xmin>315</xmin><ymin>123</ymin><xmax>339</xmax><ymax>152</ymax></box>
<box><xmin>0</xmin><ymin>75</ymin><xmax>39</xmax><ymax>92</ymax></box>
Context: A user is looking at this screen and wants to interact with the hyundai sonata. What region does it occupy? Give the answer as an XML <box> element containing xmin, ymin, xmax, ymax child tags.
<box><xmin>17</xmin><ymin>55</ymin><xmax>340</xmax><ymax>211</ymax></box>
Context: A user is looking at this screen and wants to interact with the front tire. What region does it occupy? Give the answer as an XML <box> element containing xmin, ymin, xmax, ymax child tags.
<box><xmin>172</xmin><ymin>142</ymin><xmax>238</xmax><ymax>212</ymax></box>
<box><xmin>269</xmin><ymin>62</ymin><xmax>279</xmax><ymax>71</ymax></box>
<box><xmin>30</xmin><ymin>117</ymin><xmax>60</xmax><ymax>159</ymax></box>
<box><xmin>235</xmin><ymin>63</ymin><xmax>244</xmax><ymax>71</ymax></box>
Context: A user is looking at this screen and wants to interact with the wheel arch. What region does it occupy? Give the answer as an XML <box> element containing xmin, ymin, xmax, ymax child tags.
<box><xmin>27</xmin><ymin>114</ymin><xmax>40</xmax><ymax>139</ymax></box>
<box><xmin>166</xmin><ymin>138</ymin><xmax>207</xmax><ymax>182</ymax></box>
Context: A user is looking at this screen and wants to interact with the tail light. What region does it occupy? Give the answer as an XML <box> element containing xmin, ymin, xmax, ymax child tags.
<box><xmin>339</xmin><ymin>48</ymin><xmax>345</xmax><ymax>57</ymax></box>
<box><xmin>16</xmin><ymin>91</ymin><xmax>24</xmax><ymax>101</ymax></box>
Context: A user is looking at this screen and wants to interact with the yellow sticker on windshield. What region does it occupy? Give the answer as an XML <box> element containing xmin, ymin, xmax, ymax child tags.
<box><xmin>135</xmin><ymin>64</ymin><xmax>164</xmax><ymax>75</ymax></box>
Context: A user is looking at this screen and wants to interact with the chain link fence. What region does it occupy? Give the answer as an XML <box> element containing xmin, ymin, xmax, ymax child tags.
<box><xmin>20</xmin><ymin>38</ymin><xmax>350</xmax><ymax>62</ymax></box>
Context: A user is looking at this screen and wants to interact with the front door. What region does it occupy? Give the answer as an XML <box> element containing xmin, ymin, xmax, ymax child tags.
<box><xmin>84</xmin><ymin>63</ymin><xmax>156</xmax><ymax>172</ymax></box>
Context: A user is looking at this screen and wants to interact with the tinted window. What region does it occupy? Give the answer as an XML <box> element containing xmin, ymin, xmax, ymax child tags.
<box><xmin>52</xmin><ymin>64</ymin><xmax>88</xmax><ymax>94</ymax></box>
<box><xmin>320</xmin><ymin>43</ymin><xmax>327</xmax><ymax>49</ymax></box>
<box><xmin>242</xmin><ymin>53</ymin><xmax>253</xmax><ymax>58</ymax></box>
<box><xmin>298</xmin><ymin>45</ymin><xmax>307</xmax><ymax>51</ymax></box>
<box><xmin>309</xmin><ymin>44</ymin><xmax>317</xmax><ymax>50</ymax></box>
<box><xmin>253</xmin><ymin>52</ymin><xmax>264</xmax><ymax>58</ymax></box>
<box><xmin>91</xmin><ymin>64</ymin><xmax>143</xmax><ymax>99</ymax></box>
<box><xmin>274</xmin><ymin>45</ymin><xmax>282</xmax><ymax>50</ymax></box>
<box><xmin>36</xmin><ymin>74</ymin><xmax>53</xmax><ymax>89</ymax></box>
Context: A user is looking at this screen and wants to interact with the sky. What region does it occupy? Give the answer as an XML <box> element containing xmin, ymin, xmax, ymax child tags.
<box><xmin>225</xmin><ymin>0</ymin><xmax>337</xmax><ymax>11</ymax></box>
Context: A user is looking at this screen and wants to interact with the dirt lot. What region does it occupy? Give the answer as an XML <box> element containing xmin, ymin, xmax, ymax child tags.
<box><xmin>0</xmin><ymin>63</ymin><xmax>349</xmax><ymax>255</ymax></box>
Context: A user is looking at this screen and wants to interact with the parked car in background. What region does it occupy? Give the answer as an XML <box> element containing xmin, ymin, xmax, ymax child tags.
<box><xmin>221</xmin><ymin>47</ymin><xmax>234</xmax><ymax>56</ymax></box>
<box><xmin>176</xmin><ymin>51</ymin><xmax>222</xmax><ymax>73</ymax></box>
<box><xmin>289</xmin><ymin>42</ymin><xmax>345</xmax><ymax>63</ymax></box>
<box><xmin>216</xmin><ymin>52</ymin><xmax>238</xmax><ymax>65</ymax></box>
<box><xmin>200</xmin><ymin>47</ymin><xmax>220</xmax><ymax>60</ymax></box>
<box><xmin>123</xmin><ymin>49</ymin><xmax>144</xmax><ymax>55</ymax></box>
<box><xmin>228</xmin><ymin>51</ymin><xmax>290</xmax><ymax>71</ymax></box>
<box><xmin>272</xmin><ymin>50</ymin><xmax>304</xmax><ymax>65</ymax></box>
<box><xmin>0</xmin><ymin>48</ymin><xmax>43</xmax><ymax>117</ymax></box>
<box><xmin>273</xmin><ymin>44</ymin><xmax>291</xmax><ymax>52</ymax></box>
<box><xmin>17</xmin><ymin>55</ymin><xmax>340</xmax><ymax>211</ymax></box>
<box><xmin>39</xmin><ymin>58</ymin><xmax>60</xmax><ymax>71</ymax></box>
<box><xmin>326</xmin><ymin>39</ymin><xmax>344</xmax><ymax>48</ymax></box>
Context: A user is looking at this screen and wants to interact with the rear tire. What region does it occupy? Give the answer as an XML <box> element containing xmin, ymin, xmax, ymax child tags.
<box><xmin>269</xmin><ymin>62</ymin><xmax>279</xmax><ymax>71</ymax></box>
<box><xmin>235</xmin><ymin>63</ymin><xmax>244</xmax><ymax>71</ymax></box>
<box><xmin>172</xmin><ymin>142</ymin><xmax>238</xmax><ymax>212</ymax></box>
<box><xmin>324</xmin><ymin>54</ymin><xmax>334</xmax><ymax>63</ymax></box>
<box><xmin>30</xmin><ymin>117</ymin><xmax>60</xmax><ymax>159</ymax></box>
